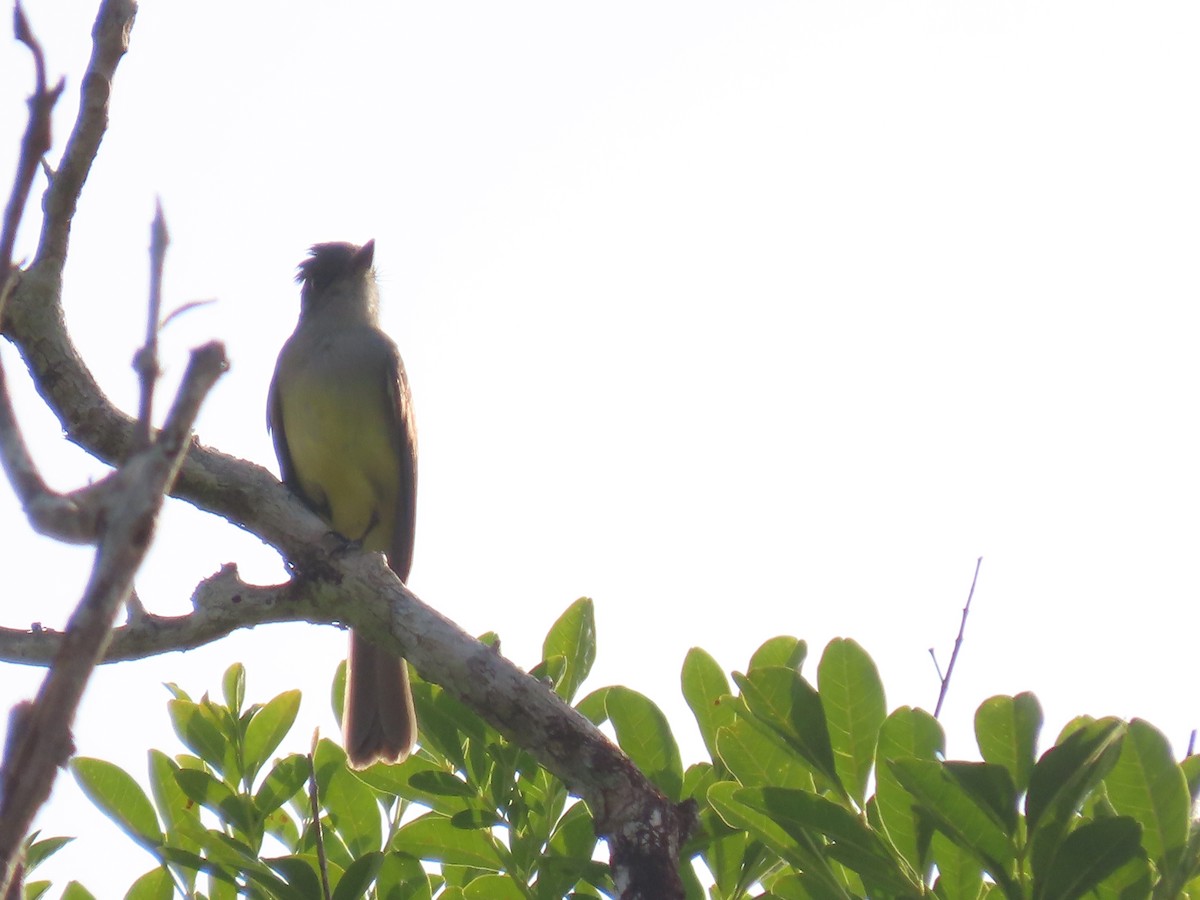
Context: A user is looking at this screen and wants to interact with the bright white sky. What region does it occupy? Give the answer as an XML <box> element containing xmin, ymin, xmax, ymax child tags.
<box><xmin>3</xmin><ymin>0</ymin><xmax>1199</xmax><ymax>893</ymax></box>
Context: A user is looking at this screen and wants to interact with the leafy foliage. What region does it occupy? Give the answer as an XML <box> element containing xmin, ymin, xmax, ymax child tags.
<box><xmin>685</xmin><ymin>639</ymin><xmax>1200</xmax><ymax>900</ymax></box>
<box><xmin>61</xmin><ymin>599</ymin><xmax>609</xmax><ymax>899</ymax></box>
<box><xmin>30</xmin><ymin>603</ymin><xmax>1200</xmax><ymax>899</ymax></box>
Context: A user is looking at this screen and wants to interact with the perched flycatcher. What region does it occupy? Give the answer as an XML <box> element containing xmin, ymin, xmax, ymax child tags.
<box><xmin>267</xmin><ymin>240</ymin><xmax>418</xmax><ymax>767</ymax></box>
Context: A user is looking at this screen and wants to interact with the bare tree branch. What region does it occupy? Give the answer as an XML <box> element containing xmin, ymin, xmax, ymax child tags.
<box><xmin>1</xmin><ymin>567</ymin><xmax>312</xmax><ymax>663</ymax></box>
<box><xmin>0</xmin><ymin>340</ymin><xmax>226</xmax><ymax>895</ymax></box>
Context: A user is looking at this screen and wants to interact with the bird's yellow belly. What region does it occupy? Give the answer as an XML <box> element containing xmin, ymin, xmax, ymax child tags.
<box><xmin>280</xmin><ymin>373</ymin><xmax>398</xmax><ymax>553</ymax></box>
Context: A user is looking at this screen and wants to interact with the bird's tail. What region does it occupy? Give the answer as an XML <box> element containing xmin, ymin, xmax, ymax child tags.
<box><xmin>343</xmin><ymin>630</ymin><xmax>417</xmax><ymax>768</ymax></box>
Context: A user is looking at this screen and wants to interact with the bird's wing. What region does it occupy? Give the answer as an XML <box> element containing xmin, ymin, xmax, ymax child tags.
<box><xmin>266</xmin><ymin>351</ymin><xmax>299</xmax><ymax>490</ymax></box>
<box><xmin>386</xmin><ymin>341</ymin><xmax>419</xmax><ymax>583</ymax></box>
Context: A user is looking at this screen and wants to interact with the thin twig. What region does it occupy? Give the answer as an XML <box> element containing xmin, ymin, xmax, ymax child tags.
<box><xmin>307</xmin><ymin>732</ymin><xmax>332</xmax><ymax>900</ymax></box>
<box><xmin>133</xmin><ymin>201</ymin><xmax>168</xmax><ymax>451</ymax></box>
<box><xmin>0</xmin><ymin>2</ymin><xmax>66</xmax><ymax>529</ymax></box>
<box><xmin>0</xmin><ymin>2</ymin><xmax>64</xmax><ymax>312</ymax></box>
<box><xmin>160</xmin><ymin>297</ymin><xmax>215</xmax><ymax>329</ymax></box>
<box><xmin>927</xmin><ymin>648</ymin><xmax>944</xmax><ymax>683</ymax></box>
<box><xmin>934</xmin><ymin>556</ymin><xmax>983</xmax><ymax>719</ymax></box>
<box><xmin>33</xmin><ymin>0</ymin><xmax>137</xmax><ymax>277</ymax></box>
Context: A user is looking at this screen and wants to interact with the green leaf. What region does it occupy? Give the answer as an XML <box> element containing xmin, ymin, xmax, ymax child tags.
<box><xmin>535</xmin><ymin>856</ymin><xmax>612</xmax><ymax>900</ymax></box>
<box><xmin>816</xmin><ymin>638</ymin><xmax>886</xmax><ymax>807</ymax></box>
<box><xmin>354</xmin><ymin>753</ymin><xmax>476</xmax><ymax>818</ymax></box>
<box><xmin>162</xmin><ymin>682</ymin><xmax>192</xmax><ymax>703</ymax></box>
<box><xmin>195</xmin><ymin>830</ymin><xmax>307</xmax><ymax>899</ymax></box>
<box><xmin>122</xmin><ymin>867</ymin><xmax>174</xmax><ymax>900</ymax></box>
<box><xmin>332</xmin><ymin>851</ymin><xmax>384</xmax><ymax>900</ymax></box>
<box><xmin>605</xmin><ymin>686</ymin><xmax>683</xmax><ymax>800</ymax></box>
<box><xmin>159</xmin><ymin>844</ymin><xmax>237</xmax><ymax>884</ymax></box>
<box><xmin>393</xmin><ymin>812</ymin><xmax>502</xmax><ymax>869</ymax></box>
<box><xmin>541</xmin><ymin>597</ymin><xmax>596</xmax><ymax>702</ymax></box>
<box><xmin>462</xmin><ymin>874</ymin><xmax>528</xmax><ymax>899</ymax></box>
<box><xmin>60</xmin><ymin>883</ymin><xmax>98</xmax><ymax>900</ymax></box>
<box><xmin>749</xmin><ymin>637</ymin><xmax>807</xmax><ymax>672</ymax></box>
<box><xmin>763</xmin><ymin>871</ymin><xmax>850</xmax><ymax>900</ymax></box>
<box><xmin>451</xmin><ymin>809</ymin><xmax>504</xmax><ymax>830</ymax></box>
<box><xmin>701</xmin><ymin>826</ymin><xmax>746</xmax><ymax>898</ymax></box>
<box><xmin>1033</xmin><ymin>817</ymin><xmax>1142</xmax><ymax>900</ymax></box>
<box><xmin>681</xmin><ymin>647</ymin><xmax>736</xmax><ymax>763</ymax></box>
<box><xmin>242</xmin><ymin>689</ymin><xmax>302</xmax><ymax>781</ymax></box>
<box><xmin>887</xmin><ymin>758</ymin><xmax>1016</xmax><ymax>890</ymax></box>
<box><xmin>21</xmin><ymin>835</ymin><xmax>73</xmax><ymax>872</ymax></box>
<box><xmin>264</xmin><ymin>807</ymin><xmax>301</xmax><ymax>852</ymax></box>
<box><xmin>241</xmin><ymin>862</ymin><xmax>313</xmax><ymax>900</ymax></box>
<box><xmin>548</xmin><ymin>801</ymin><xmax>598</xmax><ymax>859</ymax></box>
<box><xmin>222</xmin><ymin>663</ymin><xmax>246</xmax><ymax>717</ymax></box>
<box><xmin>191</xmin><ymin>827</ymin><xmax>260</xmax><ymax>868</ymax></box>
<box><xmin>733</xmin><ymin>666</ymin><xmax>841</xmax><ymax>795</ymax></box>
<box><xmin>146</xmin><ymin>750</ymin><xmax>202</xmax><ymax>893</ymax></box>
<box><xmin>1026</xmin><ymin>716</ymin><xmax>1125</xmax><ymax>832</ymax></box>
<box><xmin>408</xmin><ymin>683</ymin><xmax>470</xmax><ymax>771</ymax></box>
<box><xmin>1054</xmin><ymin>715</ymin><xmax>1097</xmax><ymax>744</ymax></box>
<box><xmin>148</xmin><ymin>750</ymin><xmax>200</xmax><ymax>835</ymax></box>
<box><xmin>930</xmin><ymin>829</ymin><xmax>982</xmax><ymax>900</ymax></box>
<box><xmin>974</xmin><ymin>692</ymin><xmax>1042</xmax><ymax>795</ymax></box>
<box><xmin>1088</xmin><ymin>852</ymin><xmax>1153</xmax><ymax>900</ymax></box>
<box><xmin>682</xmin><ymin>761</ymin><xmax>717</xmax><ymax>804</ymax></box>
<box><xmin>23</xmin><ymin>881</ymin><xmax>51</xmax><ymax>900</ymax></box>
<box><xmin>313</xmin><ymin>739</ymin><xmax>383</xmax><ymax>857</ymax></box>
<box><xmin>715</xmin><ymin>719</ymin><xmax>815</xmax><ymax>790</ymax></box>
<box><xmin>264</xmin><ymin>855</ymin><xmax>324</xmax><ymax>897</ymax></box>
<box><xmin>737</xmin><ymin>785</ymin><xmax>916</xmax><ymax>896</ymax></box>
<box><xmin>943</xmin><ymin>762</ymin><xmax>1018</xmax><ymax>838</ymax></box>
<box><xmin>332</xmin><ymin>659</ymin><xmax>347</xmax><ymax>727</ymax></box>
<box><xmin>375</xmin><ymin>852</ymin><xmax>433</xmax><ymax>900</ymax></box>
<box><xmin>874</xmin><ymin>706</ymin><xmax>943</xmax><ymax>879</ymax></box>
<box><xmin>72</xmin><ymin>757</ymin><xmax>162</xmax><ymax>850</ymax></box>
<box><xmin>574</xmin><ymin>687</ymin><xmax>610</xmax><ymax>726</ymax></box>
<box><xmin>407</xmin><ymin>770</ymin><xmax>477</xmax><ymax>798</ymax></box>
<box><xmin>254</xmin><ymin>753</ymin><xmax>310</xmax><ymax>816</ymax></box>
<box><xmin>168</xmin><ymin>700</ymin><xmax>230</xmax><ymax>774</ymax></box>
<box><xmin>1026</xmin><ymin>717</ymin><xmax>1125</xmax><ymax>878</ymax></box>
<box><xmin>468</xmin><ymin>740</ymin><xmax>503</xmax><ymax>812</ymax></box>
<box><xmin>174</xmin><ymin>768</ymin><xmax>256</xmax><ymax>838</ymax></box>
<box><xmin>1180</xmin><ymin>754</ymin><xmax>1200</xmax><ymax>804</ymax></box>
<box><xmin>531</xmin><ymin>654</ymin><xmax>566</xmax><ymax>691</ymax></box>
<box><xmin>1103</xmin><ymin>718</ymin><xmax>1190</xmax><ymax>868</ymax></box>
<box><xmin>706</xmin><ymin>781</ymin><xmax>847</xmax><ymax>898</ymax></box>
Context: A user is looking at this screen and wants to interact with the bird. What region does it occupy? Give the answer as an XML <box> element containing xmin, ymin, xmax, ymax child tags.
<box><xmin>267</xmin><ymin>239</ymin><xmax>418</xmax><ymax>767</ymax></box>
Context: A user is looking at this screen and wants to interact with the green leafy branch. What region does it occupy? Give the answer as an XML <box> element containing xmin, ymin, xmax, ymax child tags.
<box><xmin>24</xmin><ymin>601</ymin><xmax>1200</xmax><ymax>899</ymax></box>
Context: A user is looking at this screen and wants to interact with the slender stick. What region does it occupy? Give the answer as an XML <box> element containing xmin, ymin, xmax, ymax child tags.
<box><xmin>307</xmin><ymin>732</ymin><xmax>332</xmax><ymax>900</ymax></box>
<box><xmin>133</xmin><ymin>201</ymin><xmax>168</xmax><ymax>451</ymax></box>
<box><xmin>934</xmin><ymin>556</ymin><xmax>982</xmax><ymax>719</ymax></box>
<box><xmin>0</xmin><ymin>3</ymin><xmax>63</xmax><ymax>309</ymax></box>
